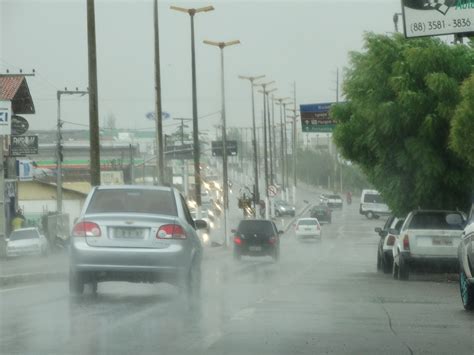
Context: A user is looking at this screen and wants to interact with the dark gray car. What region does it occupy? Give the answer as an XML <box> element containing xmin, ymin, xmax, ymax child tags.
<box><xmin>69</xmin><ymin>185</ymin><xmax>207</xmax><ymax>295</ymax></box>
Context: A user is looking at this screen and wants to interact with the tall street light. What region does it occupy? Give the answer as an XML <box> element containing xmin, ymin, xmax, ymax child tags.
<box><xmin>203</xmin><ymin>39</ymin><xmax>240</xmax><ymax>246</ymax></box>
<box><xmin>275</xmin><ymin>97</ymin><xmax>290</xmax><ymax>200</ymax></box>
<box><xmin>238</xmin><ymin>75</ymin><xmax>265</xmax><ymax>216</ymax></box>
<box><xmin>254</xmin><ymin>81</ymin><xmax>275</xmax><ymax>219</ymax></box>
<box><xmin>261</xmin><ymin>88</ymin><xmax>277</xmax><ymax>188</ymax></box>
<box><xmin>170</xmin><ymin>4</ymin><xmax>214</xmax><ymax>217</ymax></box>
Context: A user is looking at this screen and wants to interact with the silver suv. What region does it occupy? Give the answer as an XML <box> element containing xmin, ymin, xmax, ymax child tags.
<box><xmin>69</xmin><ymin>185</ymin><xmax>207</xmax><ymax>295</ymax></box>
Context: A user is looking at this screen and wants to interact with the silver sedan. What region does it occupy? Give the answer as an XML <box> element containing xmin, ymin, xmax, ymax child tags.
<box><xmin>69</xmin><ymin>185</ymin><xmax>207</xmax><ymax>295</ymax></box>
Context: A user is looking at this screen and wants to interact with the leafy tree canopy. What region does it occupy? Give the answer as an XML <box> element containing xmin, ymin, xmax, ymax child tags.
<box><xmin>332</xmin><ymin>33</ymin><xmax>474</xmax><ymax>215</ymax></box>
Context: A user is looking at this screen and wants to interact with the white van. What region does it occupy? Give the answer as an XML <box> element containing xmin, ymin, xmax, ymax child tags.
<box><xmin>359</xmin><ymin>189</ymin><xmax>391</xmax><ymax>219</ymax></box>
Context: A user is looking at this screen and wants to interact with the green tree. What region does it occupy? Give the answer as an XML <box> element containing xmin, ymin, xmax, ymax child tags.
<box><xmin>332</xmin><ymin>33</ymin><xmax>474</xmax><ymax>215</ymax></box>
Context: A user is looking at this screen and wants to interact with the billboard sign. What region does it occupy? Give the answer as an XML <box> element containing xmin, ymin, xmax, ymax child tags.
<box><xmin>17</xmin><ymin>160</ymin><xmax>33</xmax><ymax>181</ymax></box>
<box><xmin>211</xmin><ymin>140</ymin><xmax>238</xmax><ymax>157</ymax></box>
<box><xmin>300</xmin><ymin>103</ymin><xmax>336</xmax><ymax>133</ymax></box>
<box><xmin>165</xmin><ymin>144</ymin><xmax>194</xmax><ymax>160</ymax></box>
<box><xmin>10</xmin><ymin>135</ymin><xmax>38</xmax><ymax>156</ymax></box>
<box><xmin>402</xmin><ymin>0</ymin><xmax>474</xmax><ymax>38</ymax></box>
<box><xmin>11</xmin><ymin>115</ymin><xmax>29</xmax><ymax>135</ymax></box>
<box><xmin>100</xmin><ymin>171</ymin><xmax>124</xmax><ymax>185</ymax></box>
<box><xmin>0</xmin><ymin>101</ymin><xmax>12</xmax><ymax>135</ymax></box>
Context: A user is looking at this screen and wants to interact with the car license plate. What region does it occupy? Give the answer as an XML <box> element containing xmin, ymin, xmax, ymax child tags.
<box><xmin>114</xmin><ymin>228</ymin><xmax>145</xmax><ymax>239</ymax></box>
<box><xmin>305</xmin><ymin>228</ymin><xmax>312</xmax><ymax>231</ymax></box>
<box><xmin>432</xmin><ymin>237</ymin><xmax>452</xmax><ymax>246</ymax></box>
<box><xmin>249</xmin><ymin>246</ymin><xmax>262</xmax><ymax>252</ymax></box>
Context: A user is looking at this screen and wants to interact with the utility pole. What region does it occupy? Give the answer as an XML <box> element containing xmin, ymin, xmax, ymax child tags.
<box><xmin>153</xmin><ymin>0</ymin><xmax>165</xmax><ymax>184</ymax></box>
<box><xmin>56</xmin><ymin>88</ymin><xmax>88</xmax><ymax>214</ymax></box>
<box><xmin>292</xmin><ymin>82</ymin><xmax>297</xmax><ymax>204</ymax></box>
<box><xmin>275</xmin><ymin>97</ymin><xmax>290</xmax><ymax>200</ymax></box>
<box><xmin>239</xmin><ymin>75</ymin><xmax>265</xmax><ymax>217</ymax></box>
<box><xmin>87</xmin><ymin>0</ymin><xmax>101</xmax><ymax>186</ymax></box>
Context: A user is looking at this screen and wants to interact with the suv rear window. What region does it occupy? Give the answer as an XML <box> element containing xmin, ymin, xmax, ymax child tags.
<box><xmin>87</xmin><ymin>189</ymin><xmax>178</xmax><ymax>216</ymax></box>
<box><xmin>238</xmin><ymin>220</ymin><xmax>275</xmax><ymax>236</ymax></box>
<box><xmin>408</xmin><ymin>212</ymin><xmax>464</xmax><ymax>230</ymax></box>
<box><xmin>363</xmin><ymin>194</ymin><xmax>384</xmax><ymax>203</ymax></box>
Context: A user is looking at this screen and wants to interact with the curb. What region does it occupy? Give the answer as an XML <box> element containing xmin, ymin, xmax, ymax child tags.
<box><xmin>0</xmin><ymin>271</ymin><xmax>67</xmax><ymax>287</ymax></box>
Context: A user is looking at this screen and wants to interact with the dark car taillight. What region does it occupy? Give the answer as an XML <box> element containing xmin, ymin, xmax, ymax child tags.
<box><xmin>387</xmin><ymin>235</ymin><xmax>396</xmax><ymax>246</ymax></box>
<box><xmin>72</xmin><ymin>221</ymin><xmax>101</xmax><ymax>237</ymax></box>
<box><xmin>234</xmin><ymin>236</ymin><xmax>243</xmax><ymax>245</ymax></box>
<box><xmin>157</xmin><ymin>224</ymin><xmax>187</xmax><ymax>239</ymax></box>
<box><xmin>269</xmin><ymin>236</ymin><xmax>277</xmax><ymax>244</ymax></box>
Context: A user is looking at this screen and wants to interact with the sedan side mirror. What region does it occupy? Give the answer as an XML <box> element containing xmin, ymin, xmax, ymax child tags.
<box><xmin>374</xmin><ymin>227</ymin><xmax>382</xmax><ymax>233</ymax></box>
<box><xmin>195</xmin><ymin>220</ymin><xmax>208</xmax><ymax>230</ymax></box>
<box><xmin>278</xmin><ymin>230</ymin><xmax>284</xmax><ymax>235</ymax></box>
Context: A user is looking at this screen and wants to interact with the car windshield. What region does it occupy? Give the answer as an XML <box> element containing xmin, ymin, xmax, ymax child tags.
<box><xmin>238</xmin><ymin>220</ymin><xmax>275</xmax><ymax>236</ymax></box>
<box><xmin>364</xmin><ymin>193</ymin><xmax>384</xmax><ymax>203</ymax></box>
<box><xmin>409</xmin><ymin>212</ymin><xmax>464</xmax><ymax>230</ymax></box>
<box><xmin>87</xmin><ymin>189</ymin><xmax>177</xmax><ymax>216</ymax></box>
<box><xmin>298</xmin><ymin>220</ymin><xmax>318</xmax><ymax>226</ymax></box>
<box><xmin>10</xmin><ymin>230</ymin><xmax>38</xmax><ymax>241</ymax></box>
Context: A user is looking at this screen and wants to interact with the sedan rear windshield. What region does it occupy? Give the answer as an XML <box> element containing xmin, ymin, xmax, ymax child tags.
<box><xmin>238</xmin><ymin>220</ymin><xmax>275</xmax><ymax>236</ymax></box>
<box><xmin>298</xmin><ymin>220</ymin><xmax>318</xmax><ymax>226</ymax></box>
<box><xmin>10</xmin><ymin>230</ymin><xmax>39</xmax><ymax>240</ymax></box>
<box><xmin>408</xmin><ymin>212</ymin><xmax>464</xmax><ymax>230</ymax></box>
<box><xmin>87</xmin><ymin>189</ymin><xmax>178</xmax><ymax>216</ymax></box>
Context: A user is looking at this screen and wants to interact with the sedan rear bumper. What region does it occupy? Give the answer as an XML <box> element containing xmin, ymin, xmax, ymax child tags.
<box><xmin>401</xmin><ymin>253</ymin><xmax>459</xmax><ymax>271</ymax></box>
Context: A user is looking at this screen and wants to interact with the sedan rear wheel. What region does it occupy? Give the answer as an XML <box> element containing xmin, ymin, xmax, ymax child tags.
<box><xmin>186</xmin><ymin>264</ymin><xmax>201</xmax><ymax>298</ymax></box>
<box><xmin>398</xmin><ymin>255</ymin><xmax>409</xmax><ymax>280</ymax></box>
<box><xmin>366</xmin><ymin>211</ymin><xmax>374</xmax><ymax>219</ymax></box>
<box><xmin>69</xmin><ymin>270</ymin><xmax>85</xmax><ymax>295</ymax></box>
<box><xmin>460</xmin><ymin>270</ymin><xmax>474</xmax><ymax>311</ymax></box>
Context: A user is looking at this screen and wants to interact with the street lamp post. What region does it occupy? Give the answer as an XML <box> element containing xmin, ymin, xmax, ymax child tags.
<box><xmin>203</xmin><ymin>39</ymin><xmax>240</xmax><ymax>246</ymax></box>
<box><xmin>275</xmin><ymin>97</ymin><xmax>290</xmax><ymax>200</ymax></box>
<box><xmin>170</xmin><ymin>5</ymin><xmax>214</xmax><ymax>218</ymax></box>
<box><xmin>238</xmin><ymin>75</ymin><xmax>265</xmax><ymax>217</ymax></box>
<box><xmin>255</xmin><ymin>82</ymin><xmax>275</xmax><ymax>219</ymax></box>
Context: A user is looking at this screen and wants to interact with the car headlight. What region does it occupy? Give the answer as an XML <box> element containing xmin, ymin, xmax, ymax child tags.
<box><xmin>202</xmin><ymin>233</ymin><xmax>210</xmax><ymax>243</ymax></box>
<box><xmin>280</xmin><ymin>207</ymin><xmax>286</xmax><ymax>211</ymax></box>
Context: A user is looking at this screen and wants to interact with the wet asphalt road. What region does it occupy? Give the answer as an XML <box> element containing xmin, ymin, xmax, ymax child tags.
<box><xmin>1</xmin><ymin>189</ymin><xmax>473</xmax><ymax>355</ymax></box>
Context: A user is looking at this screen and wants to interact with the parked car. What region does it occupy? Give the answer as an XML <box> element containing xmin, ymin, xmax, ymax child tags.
<box><xmin>294</xmin><ymin>218</ymin><xmax>321</xmax><ymax>239</ymax></box>
<box><xmin>320</xmin><ymin>194</ymin><xmax>343</xmax><ymax>209</ymax></box>
<box><xmin>392</xmin><ymin>209</ymin><xmax>465</xmax><ymax>280</ymax></box>
<box><xmin>69</xmin><ymin>185</ymin><xmax>208</xmax><ymax>295</ymax></box>
<box><xmin>359</xmin><ymin>189</ymin><xmax>391</xmax><ymax>219</ymax></box>
<box><xmin>310</xmin><ymin>204</ymin><xmax>332</xmax><ymax>224</ymax></box>
<box><xmin>459</xmin><ymin>212</ymin><xmax>474</xmax><ymax>311</ymax></box>
<box><xmin>232</xmin><ymin>219</ymin><xmax>283</xmax><ymax>261</ymax></box>
<box><xmin>375</xmin><ymin>215</ymin><xmax>404</xmax><ymax>274</ymax></box>
<box><xmin>274</xmin><ymin>200</ymin><xmax>296</xmax><ymax>217</ymax></box>
<box><xmin>6</xmin><ymin>228</ymin><xmax>49</xmax><ymax>257</ymax></box>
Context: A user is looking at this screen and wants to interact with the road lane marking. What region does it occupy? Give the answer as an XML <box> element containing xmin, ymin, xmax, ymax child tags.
<box><xmin>0</xmin><ymin>284</ymin><xmax>40</xmax><ymax>294</ymax></box>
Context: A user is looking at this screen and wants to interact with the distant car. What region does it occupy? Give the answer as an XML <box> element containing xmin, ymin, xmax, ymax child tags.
<box><xmin>375</xmin><ymin>216</ymin><xmax>404</xmax><ymax>274</ymax></box>
<box><xmin>6</xmin><ymin>228</ymin><xmax>49</xmax><ymax>257</ymax></box>
<box><xmin>69</xmin><ymin>185</ymin><xmax>208</xmax><ymax>295</ymax></box>
<box><xmin>310</xmin><ymin>204</ymin><xmax>332</xmax><ymax>224</ymax></box>
<box><xmin>459</xmin><ymin>213</ymin><xmax>474</xmax><ymax>311</ymax></box>
<box><xmin>320</xmin><ymin>194</ymin><xmax>343</xmax><ymax>208</ymax></box>
<box><xmin>274</xmin><ymin>200</ymin><xmax>296</xmax><ymax>217</ymax></box>
<box><xmin>392</xmin><ymin>209</ymin><xmax>465</xmax><ymax>280</ymax></box>
<box><xmin>190</xmin><ymin>209</ymin><xmax>214</xmax><ymax>233</ymax></box>
<box><xmin>232</xmin><ymin>219</ymin><xmax>283</xmax><ymax>261</ymax></box>
<box><xmin>295</xmin><ymin>218</ymin><xmax>321</xmax><ymax>239</ymax></box>
<box><xmin>359</xmin><ymin>189</ymin><xmax>391</xmax><ymax>219</ymax></box>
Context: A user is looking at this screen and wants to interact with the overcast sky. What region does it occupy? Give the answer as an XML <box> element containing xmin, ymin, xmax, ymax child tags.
<box><xmin>1</xmin><ymin>0</ymin><xmax>402</xmax><ymax>136</ymax></box>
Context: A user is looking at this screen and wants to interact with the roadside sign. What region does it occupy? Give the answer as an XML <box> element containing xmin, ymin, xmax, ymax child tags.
<box><xmin>211</xmin><ymin>140</ymin><xmax>238</xmax><ymax>157</ymax></box>
<box><xmin>268</xmin><ymin>185</ymin><xmax>277</xmax><ymax>197</ymax></box>
<box><xmin>11</xmin><ymin>115</ymin><xmax>29</xmax><ymax>135</ymax></box>
<box><xmin>0</xmin><ymin>101</ymin><xmax>12</xmax><ymax>135</ymax></box>
<box><xmin>146</xmin><ymin>111</ymin><xmax>171</xmax><ymax>121</ymax></box>
<box><xmin>10</xmin><ymin>135</ymin><xmax>38</xmax><ymax>156</ymax></box>
<box><xmin>165</xmin><ymin>143</ymin><xmax>194</xmax><ymax>160</ymax></box>
<box><xmin>300</xmin><ymin>103</ymin><xmax>336</xmax><ymax>133</ymax></box>
<box><xmin>402</xmin><ymin>0</ymin><xmax>474</xmax><ymax>38</ymax></box>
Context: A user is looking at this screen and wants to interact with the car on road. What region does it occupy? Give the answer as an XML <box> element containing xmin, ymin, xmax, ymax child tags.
<box><xmin>375</xmin><ymin>215</ymin><xmax>404</xmax><ymax>274</ymax></box>
<box><xmin>320</xmin><ymin>194</ymin><xmax>343</xmax><ymax>209</ymax></box>
<box><xmin>392</xmin><ymin>209</ymin><xmax>465</xmax><ymax>280</ymax></box>
<box><xmin>459</xmin><ymin>213</ymin><xmax>474</xmax><ymax>311</ymax></box>
<box><xmin>69</xmin><ymin>185</ymin><xmax>208</xmax><ymax>295</ymax></box>
<box><xmin>6</xmin><ymin>228</ymin><xmax>49</xmax><ymax>257</ymax></box>
<box><xmin>274</xmin><ymin>199</ymin><xmax>296</xmax><ymax>217</ymax></box>
<box><xmin>295</xmin><ymin>218</ymin><xmax>321</xmax><ymax>239</ymax></box>
<box><xmin>309</xmin><ymin>204</ymin><xmax>332</xmax><ymax>224</ymax></box>
<box><xmin>359</xmin><ymin>189</ymin><xmax>391</xmax><ymax>219</ymax></box>
<box><xmin>232</xmin><ymin>219</ymin><xmax>283</xmax><ymax>261</ymax></box>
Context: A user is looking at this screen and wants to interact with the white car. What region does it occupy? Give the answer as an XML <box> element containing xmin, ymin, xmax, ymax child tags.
<box><xmin>392</xmin><ymin>209</ymin><xmax>465</xmax><ymax>280</ymax></box>
<box><xmin>320</xmin><ymin>194</ymin><xmax>343</xmax><ymax>209</ymax></box>
<box><xmin>359</xmin><ymin>189</ymin><xmax>391</xmax><ymax>219</ymax></box>
<box><xmin>375</xmin><ymin>216</ymin><xmax>405</xmax><ymax>274</ymax></box>
<box><xmin>6</xmin><ymin>228</ymin><xmax>49</xmax><ymax>257</ymax></box>
<box><xmin>294</xmin><ymin>218</ymin><xmax>321</xmax><ymax>239</ymax></box>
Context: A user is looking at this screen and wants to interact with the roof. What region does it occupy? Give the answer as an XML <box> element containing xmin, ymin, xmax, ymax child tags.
<box><xmin>0</xmin><ymin>76</ymin><xmax>35</xmax><ymax>114</ymax></box>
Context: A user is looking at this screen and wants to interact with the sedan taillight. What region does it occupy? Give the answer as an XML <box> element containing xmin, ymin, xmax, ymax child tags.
<box><xmin>234</xmin><ymin>236</ymin><xmax>243</xmax><ymax>245</ymax></box>
<box><xmin>269</xmin><ymin>236</ymin><xmax>277</xmax><ymax>244</ymax></box>
<box><xmin>157</xmin><ymin>224</ymin><xmax>187</xmax><ymax>240</ymax></box>
<box><xmin>403</xmin><ymin>234</ymin><xmax>410</xmax><ymax>250</ymax></box>
<box><xmin>72</xmin><ymin>221</ymin><xmax>101</xmax><ymax>237</ymax></box>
